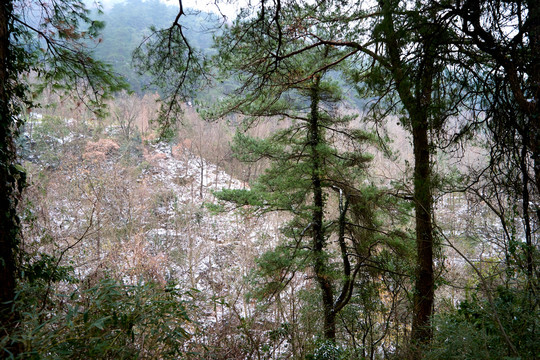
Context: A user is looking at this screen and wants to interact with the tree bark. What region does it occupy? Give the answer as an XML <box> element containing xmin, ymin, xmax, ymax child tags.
<box><xmin>309</xmin><ymin>75</ymin><xmax>336</xmax><ymax>341</ymax></box>
<box><xmin>410</xmin><ymin>115</ymin><xmax>434</xmax><ymax>345</ymax></box>
<box><xmin>379</xmin><ymin>0</ymin><xmax>437</xmax><ymax>350</ymax></box>
<box><xmin>0</xmin><ymin>0</ymin><xmax>15</xmax><ymax>313</ymax></box>
<box><xmin>0</xmin><ymin>1</ymin><xmax>22</xmax><ymax>356</ymax></box>
<box><xmin>525</xmin><ymin>0</ymin><xmax>539</xmax><ymax>288</ymax></box>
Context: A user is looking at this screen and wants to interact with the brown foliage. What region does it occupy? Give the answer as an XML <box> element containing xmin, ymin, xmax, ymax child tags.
<box><xmin>83</xmin><ymin>138</ymin><xmax>120</xmax><ymax>161</ymax></box>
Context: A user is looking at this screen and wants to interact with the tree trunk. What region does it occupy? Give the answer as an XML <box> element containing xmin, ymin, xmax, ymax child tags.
<box><xmin>526</xmin><ymin>0</ymin><xmax>539</xmax><ymax>290</ymax></box>
<box><xmin>410</xmin><ymin>115</ymin><xmax>434</xmax><ymax>345</ymax></box>
<box><xmin>0</xmin><ymin>1</ymin><xmax>22</xmax><ymax>356</ymax></box>
<box><xmin>379</xmin><ymin>1</ymin><xmax>437</xmax><ymax>350</ymax></box>
<box><xmin>309</xmin><ymin>75</ymin><xmax>336</xmax><ymax>341</ymax></box>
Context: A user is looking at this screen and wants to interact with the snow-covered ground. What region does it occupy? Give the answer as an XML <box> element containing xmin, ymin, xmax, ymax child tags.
<box><xmin>20</xmin><ymin>118</ymin><xmax>284</xmax><ymax>322</ymax></box>
<box><xmin>141</xmin><ymin>141</ymin><xmax>282</xmax><ymax>293</ymax></box>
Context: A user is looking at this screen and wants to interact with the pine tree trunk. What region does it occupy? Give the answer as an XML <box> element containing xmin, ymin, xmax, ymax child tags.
<box><xmin>309</xmin><ymin>75</ymin><xmax>336</xmax><ymax>341</ymax></box>
<box><xmin>410</xmin><ymin>115</ymin><xmax>434</xmax><ymax>345</ymax></box>
<box><xmin>379</xmin><ymin>1</ymin><xmax>436</xmax><ymax>349</ymax></box>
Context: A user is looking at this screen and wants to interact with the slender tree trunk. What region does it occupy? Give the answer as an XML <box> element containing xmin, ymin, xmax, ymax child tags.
<box><xmin>309</xmin><ymin>75</ymin><xmax>336</xmax><ymax>341</ymax></box>
<box><xmin>0</xmin><ymin>1</ymin><xmax>22</xmax><ymax>356</ymax></box>
<box><xmin>410</xmin><ymin>115</ymin><xmax>434</xmax><ymax>345</ymax></box>
<box><xmin>411</xmin><ymin>28</ymin><xmax>437</xmax><ymax>348</ymax></box>
<box><xmin>379</xmin><ymin>1</ymin><xmax>437</xmax><ymax>350</ymax></box>
<box><xmin>526</xmin><ymin>0</ymin><xmax>539</xmax><ymax>289</ymax></box>
<box><xmin>526</xmin><ymin>15</ymin><xmax>539</xmax><ymax>351</ymax></box>
<box><xmin>199</xmin><ymin>157</ymin><xmax>204</xmax><ymax>198</ymax></box>
<box><xmin>0</xmin><ymin>0</ymin><xmax>14</xmax><ymax>309</ymax></box>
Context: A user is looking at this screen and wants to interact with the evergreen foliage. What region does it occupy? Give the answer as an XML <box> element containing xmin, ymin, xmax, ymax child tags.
<box><xmin>1</xmin><ymin>272</ymin><xmax>192</xmax><ymax>359</ymax></box>
<box><xmin>210</xmin><ymin>4</ymin><xmax>412</xmax><ymax>344</ymax></box>
<box><xmin>427</xmin><ymin>287</ymin><xmax>539</xmax><ymax>359</ymax></box>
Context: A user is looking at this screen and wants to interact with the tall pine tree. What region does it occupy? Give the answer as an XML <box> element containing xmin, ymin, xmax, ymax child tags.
<box><xmin>211</xmin><ymin>8</ymin><xmax>410</xmax><ymax>343</ymax></box>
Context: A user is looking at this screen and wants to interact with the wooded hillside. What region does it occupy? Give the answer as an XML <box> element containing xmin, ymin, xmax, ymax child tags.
<box><xmin>0</xmin><ymin>0</ymin><xmax>537</xmax><ymax>359</ymax></box>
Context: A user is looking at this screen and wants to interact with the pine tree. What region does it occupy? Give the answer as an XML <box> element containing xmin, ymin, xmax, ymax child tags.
<box><xmin>211</xmin><ymin>11</ymin><xmax>410</xmax><ymax>342</ymax></box>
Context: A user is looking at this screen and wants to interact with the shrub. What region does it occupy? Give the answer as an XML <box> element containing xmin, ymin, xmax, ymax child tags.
<box><xmin>426</xmin><ymin>287</ymin><xmax>538</xmax><ymax>360</ymax></box>
<box><xmin>1</xmin><ymin>276</ymin><xmax>193</xmax><ymax>359</ymax></box>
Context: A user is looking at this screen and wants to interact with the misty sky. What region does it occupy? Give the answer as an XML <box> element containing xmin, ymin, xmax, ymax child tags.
<box><xmin>98</xmin><ymin>0</ymin><xmax>240</xmax><ymax>18</ymax></box>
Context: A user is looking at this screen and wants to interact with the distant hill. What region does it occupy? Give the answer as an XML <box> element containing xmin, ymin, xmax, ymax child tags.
<box><xmin>91</xmin><ymin>0</ymin><xmax>366</xmax><ymax>108</ymax></box>
<box><xmin>93</xmin><ymin>0</ymin><xmax>219</xmax><ymax>93</ymax></box>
